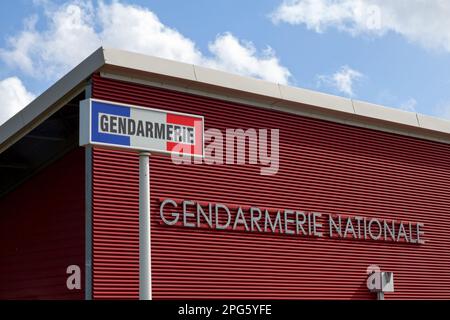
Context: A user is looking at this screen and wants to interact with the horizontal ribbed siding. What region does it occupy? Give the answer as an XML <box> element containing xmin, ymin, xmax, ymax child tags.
<box><xmin>0</xmin><ymin>148</ymin><xmax>85</xmax><ymax>299</ymax></box>
<box><xmin>92</xmin><ymin>149</ymin><xmax>139</xmax><ymax>299</ymax></box>
<box><xmin>91</xmin><ymin>74</ymin><xmax>450</xmax><ymax>299</ymax></box>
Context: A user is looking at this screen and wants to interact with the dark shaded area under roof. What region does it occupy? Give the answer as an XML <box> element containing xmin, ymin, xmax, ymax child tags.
<box><xmin>0</xmin><ymin>92</ymin><xmax>85</xmax><ymax>198</ymax></box>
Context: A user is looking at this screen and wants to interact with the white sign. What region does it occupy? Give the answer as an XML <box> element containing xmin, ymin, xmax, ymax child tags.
<box><xmin>79</xmin><ymin>98</ymin><xmax>204</xmax><ymax>156</ymax></box>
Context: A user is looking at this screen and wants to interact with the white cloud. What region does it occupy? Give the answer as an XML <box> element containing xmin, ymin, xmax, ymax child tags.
<box><xmin>0</xmin><ymin>1</ymin><xmax>291</xmax><ymax>126</ymax></box>
<box><xmin>317</xmin><ymin>65</ymin><xmax>363</xmax><ymax>96</ymax></box>
<box><xmin>0</xmin><ymin>2</ymin><xmax>100</xmax><ymax>79</ymax></box>
<box><xmin>0</xmin><ymin>0</ymin><xmax>291</xmax><ymax>84</ymax></box>
<box><xmin>398</xmin><ymin>98</ymin><xmax>417</xmax><ymax>112</ymax></box>
<box><xmin>206</xmin><ymin>33</ymin><xmax>291</xmax><ymax>84</ymax></box>
<box><xmin>271</xmin><ymin>0</ymin><xmax>378</xmax><ymax>34</ymax></box>
<box><xmin>97</xmin><ymin>1</ymin><xmax>203</xmax><ymax>65</ymax></box>
<box><xmin>271</xmin><ymin>0</ymin><xmax>450</xmax><ymax>53</ymax></box>
<box><xmin>0</xmin><ymin>77</ymin><xmax>36</xmax><ymax>125</ymax></box>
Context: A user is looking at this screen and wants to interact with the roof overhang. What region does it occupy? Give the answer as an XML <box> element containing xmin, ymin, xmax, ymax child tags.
<box><xmin>1</xmin><ymin>47</ymin><xmax>450</xmax><ymax>155</ymax></box>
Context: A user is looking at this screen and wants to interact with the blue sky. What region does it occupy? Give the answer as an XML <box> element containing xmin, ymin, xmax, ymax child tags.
<box><xmin>1</xmin><ymin>0</ymin><xmax>450</xmax><ymax>124</ymax></box>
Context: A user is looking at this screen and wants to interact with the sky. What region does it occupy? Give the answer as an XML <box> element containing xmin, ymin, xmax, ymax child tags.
<box><xmin>0</xmin><ymin>0</ymin><xmax>450</xmax><ymax>125</ymax></box>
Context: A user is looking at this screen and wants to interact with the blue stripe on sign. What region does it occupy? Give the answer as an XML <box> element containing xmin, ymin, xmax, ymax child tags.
<box><xmin>91</xmin><ymin>101</ymin><xmax>131</xmax><ymax>146</ymax></box>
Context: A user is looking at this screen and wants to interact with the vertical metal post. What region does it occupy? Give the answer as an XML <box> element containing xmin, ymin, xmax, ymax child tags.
<box><xmin>84</xmin><ymin>85</ymin><xmax>93</xmax><ymax>300</ymax></box>
<box><xmin>139</xmin><ymin>152</ymin><xmax>151</xmax><ymax>300</ymax></box>
<box><xmin>377</xmin><ymin>292</ymin><xmax>384</xmax><ymax>300</ymax></box>
<box><xmin>85</xmin><ymin>146</ymin><xmax>93</xmax><ymax>300</ymax></box>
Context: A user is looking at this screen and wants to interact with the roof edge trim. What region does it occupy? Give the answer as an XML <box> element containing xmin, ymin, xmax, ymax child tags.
<box><xmin>0</xmin><ymin>47</ymin><xmax>106</xmax><ymax>152</ymax></box>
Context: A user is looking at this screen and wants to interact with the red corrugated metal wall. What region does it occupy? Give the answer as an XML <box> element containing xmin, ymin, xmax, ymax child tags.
<box><xmin>0</xmin><ymin>148</ymin><xmax>85</xmax><ymax>299</ymax></box>
<box><xmin>91</xmin><ymin>74</ymin><xmax>450</xmax><ymax>299</ymax></box>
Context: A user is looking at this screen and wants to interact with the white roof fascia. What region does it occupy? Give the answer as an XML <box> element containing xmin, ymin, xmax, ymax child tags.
<box><xmin>0</xmin><ymin>47</ymin><xmax>105</xmax><ymax>153</ymax></box>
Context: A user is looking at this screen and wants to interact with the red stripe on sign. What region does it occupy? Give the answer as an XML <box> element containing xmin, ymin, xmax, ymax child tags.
<box><xmin>167</xmin><ymin>113</ymin><xmax>198</xmax><ymax>126</ymax></box>
<box><xmin>166</xmin><ymin>113</ymin><xmax>203</xmax><ymax>156</ymax></box>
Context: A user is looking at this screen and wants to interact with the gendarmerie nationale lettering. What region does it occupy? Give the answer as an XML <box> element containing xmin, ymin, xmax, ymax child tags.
<box><xmin>160</xmin><ymin>199</ymin><xmax>426</xmax><ymax>244</ymax></box>
<box><xmin>99</xmin><ymin>113</ymin><xmax>195</xmax><ymax>144</ymax></box>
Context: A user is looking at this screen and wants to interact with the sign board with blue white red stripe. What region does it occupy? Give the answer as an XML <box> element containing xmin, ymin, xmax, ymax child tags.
<box><xmin>79</xmin><ymin>99</ymin><xmax>204</xmax><ymax>156</ymax></box>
